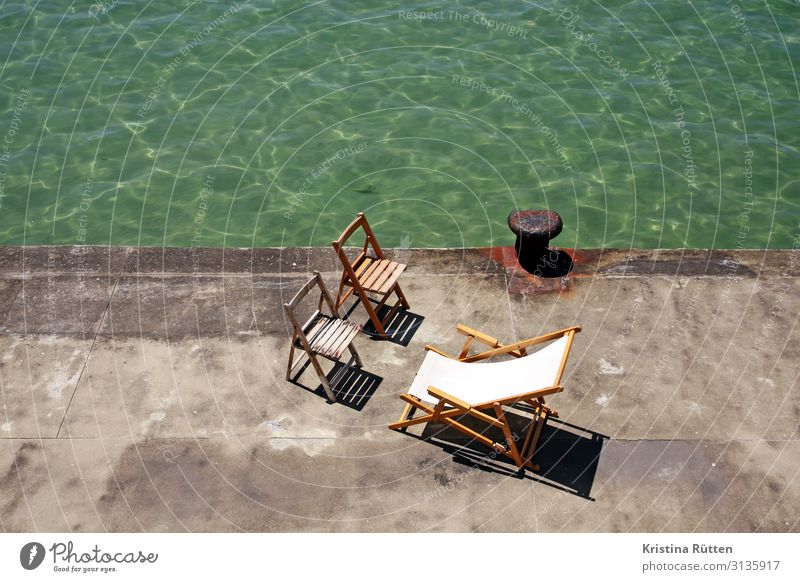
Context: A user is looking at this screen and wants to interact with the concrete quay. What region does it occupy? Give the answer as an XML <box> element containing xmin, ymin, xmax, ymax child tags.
<box><xmin>0</xmin><ymin>245</ymin><xmax>798</xmax><ymax>532</ymax></box>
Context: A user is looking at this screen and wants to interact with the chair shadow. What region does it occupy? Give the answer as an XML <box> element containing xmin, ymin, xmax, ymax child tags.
<box><xmin>418</xmin><ymin>412</ymin><xmax>606</xmax><ymax>500</ymax></box>
<box><xmin>344</xmin><ymin>301</ymin><xmax>425</xmax><ymax>346</ymax></box>
<box><xmin>288</xmin><ymin>359</ymin><xmax>383</xmax><ymax>411</ymax></box>
<box><xmin>517</xmin><ymin>248</ymin><xmax>574</xmax><ymax>278</ymax></box>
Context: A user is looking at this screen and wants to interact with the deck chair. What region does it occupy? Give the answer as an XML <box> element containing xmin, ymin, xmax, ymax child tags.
<box><xmin>389</xmin><ymin>324</ymin><xmax>581</xmax><ymax>471</ymax></box>
<box><xmin>284</xmin><ymin>271</ymin><xmax>363</xmax><ymax>402</ymax></box>
<box><xmin>332</xmin><ymin>212</ymin><xmax>410</xmax><ymax>339</ymax></box>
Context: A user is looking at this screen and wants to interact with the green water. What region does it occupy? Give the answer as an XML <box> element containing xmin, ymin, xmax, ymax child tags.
<box><xmin>0</xmin><ymin>1</ymin><xmax>797</xmax><ymax>249</ymax></box>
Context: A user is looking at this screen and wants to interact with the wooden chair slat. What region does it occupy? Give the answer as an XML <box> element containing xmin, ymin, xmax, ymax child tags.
<box><xmin>325</xmin><ymin>323</ymin><xmax>361</xmax><ymax>359</ymax></box>
<box><xmin>316</xmin><ymin>321</ymin><xmax>350</xmax><ymax>356</ymax></box>
<box><xmin>353</xmin><ymin>256</ymin><xmax>374</xmax><ymax>279</ymax></box>
<box><xmin>374</xmin><ymin>262</ymin><xmax>406</xmax><ymax>294</ymax></box>
<box><xmin>370</xmin><ymin>262</ymin><xmax>396</xmax><ymax>290</ymax></box>
<box><xmin>356</xmin><ymin>259</ymin><xmax>385</xmax><ymax>287</ymax></box>
<box><xmin>302</xmin><ymin>315</ymin><xmax>329</xmax><ymax>343</ymax></box>
<box><xmin>309</xmin><ymin>317</ymin><xmax>344</xmax><ymax>352</ymax></box>
<box><xmin>360</xmin><ymin>259</ymin><xmax>392</xmax><ymax>289</ymax></box>
<box><xmin>304</xmin><ymin>315</ymin><xmax>332</xmax><ymax>341</ymax></box>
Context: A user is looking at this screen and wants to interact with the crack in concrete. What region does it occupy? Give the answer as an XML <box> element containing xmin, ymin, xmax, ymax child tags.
<box><xmin>55</xmin><ymin>247</ymin><xmax>131</xmax><ymax>439</ymax></box>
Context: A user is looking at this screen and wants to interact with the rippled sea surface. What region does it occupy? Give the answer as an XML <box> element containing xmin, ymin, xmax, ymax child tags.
<box><xmin>0</xmin><ymin>1</ymin><xmax>797</xmax><ymax>248</ymax></box>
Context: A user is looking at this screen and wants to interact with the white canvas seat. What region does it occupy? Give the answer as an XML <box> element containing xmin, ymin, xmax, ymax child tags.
<box><xmin>390</xmin><ymin>324</ymin><xmax>581</xmax><ymax>472</ymax></box>
<box><xmin>408</xmin><ymin>336</ymin><xmax>570</xmax><ymax>406</ymax></box>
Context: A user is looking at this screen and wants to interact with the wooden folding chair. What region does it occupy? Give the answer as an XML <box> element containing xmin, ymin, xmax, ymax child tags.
<box><xmin>389</xmin><ymin>324</ymin><xmax>581</xmax><ymax>471</ymax></box>
<box><xmin>332</xmin><ymin>212</ymin><xmax>410</xmax><ymax>339</ymax></box>
<box><xmin>284</xmin><ymin>271</ymin><xmax>364</xmax><ymax>402</ymax></box>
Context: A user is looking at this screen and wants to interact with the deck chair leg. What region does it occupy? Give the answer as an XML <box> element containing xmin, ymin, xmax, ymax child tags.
<box><xmin>389</xmin><ymin>401</ymin><xmax>418</xmax><ymax>431</ymax></box>
<box><xmin>307</xmin><ymin>352</ymin><xmax>336</xmax><ymax>402</ymax></box>
<box><xmin>493</xmin><ymin>404</ymin><xmax>525</xmax><ymax>468</ymax></box>
<box><xmin>521</xmin><ymin>408</ymin><xmax>548</xmax><ymax>472</ymax></box>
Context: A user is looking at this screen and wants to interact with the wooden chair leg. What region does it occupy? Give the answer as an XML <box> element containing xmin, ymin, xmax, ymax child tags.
<box><xmin>335</xmin><ymin>273</ymin><xmax>349</xmax><ymax>311</ymax></box>
<box><xmin>286</xmin><ymin>342</ymin><xmax>297</xmax><ymax>381</ymax></box>
<box><xmin>389</xmin><ymin>401</ymin><xmax>418</xmax><ymax>431</ymax></box>
<box><xmin>359</xmin><ymin>289</ymin><xmax>387</xmax><ymax>337</ymax></box>
<box><xmin>493</xmin><ymin>404</ymin><xmax>524</xmax><ymax>468</ymax></box>
<box><xmin>347</xmin><ymin>343</ymin><xmax>363</xmax><ymax>367</ymax></box>
<box><xmin>394</xmin><ymin>283</ymin><xmax>410</xmax><ymax>309</ymax></box>
<box><xmin>379</xmin><ymin>300</ymin><xmax>402</xmax><ymax>331</ymax></box>
<box><xmin>307</xmin><ymin>352</ymin><xmax>336</xmax><ymax>402</ymax></box>
<box><xmin>521</xmin><ymin>408</ymin><xmax>548</xmax><ymax>471</ymax></box>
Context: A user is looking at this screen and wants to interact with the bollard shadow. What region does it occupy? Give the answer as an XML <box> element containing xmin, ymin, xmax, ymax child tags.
<box><xmin>517</xmin><ymin>248</ymin><xmax>574</xmax><ymax>278</ymax></box>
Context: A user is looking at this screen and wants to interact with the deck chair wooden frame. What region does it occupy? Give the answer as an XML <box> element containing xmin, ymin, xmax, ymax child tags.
<box><xmin>284</xmin><ymin>271</ymin><xmax>363</xmax><ymax>402</ymax></box>
<box><xmin>389</xmin><ymin>324</ymin><xmax>581</xmax><ymax>471</ymax></box>
<box><xmin>332</xmin><ymin>212</ymin><xmax>410</xmax><ymax>339</ymax></box>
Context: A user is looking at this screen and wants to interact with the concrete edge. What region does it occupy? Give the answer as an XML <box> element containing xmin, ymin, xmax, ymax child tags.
<box><xmin>1</xmin><ymin>245</ymin><xmax>798</xmax><ymax>278</ymax></box>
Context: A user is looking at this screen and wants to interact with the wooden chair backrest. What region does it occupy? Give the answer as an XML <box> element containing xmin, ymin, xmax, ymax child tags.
<box><xmin>283</xmin><ymin>271</ymin><xmax>339</xmax><ymax>340</ymax></box>
<box><xmin>331</xmin><ymin>212</ymin><xmax>385</xmax><ymax>273</ymax></box>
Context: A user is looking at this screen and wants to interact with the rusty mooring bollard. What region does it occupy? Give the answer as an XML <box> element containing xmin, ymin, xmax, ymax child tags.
<box><xmin>507</xmin><ymin>209</ymin><xmax>572</xmax><ymax>277</ymax></box>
